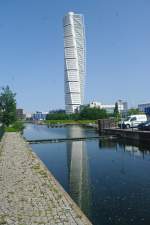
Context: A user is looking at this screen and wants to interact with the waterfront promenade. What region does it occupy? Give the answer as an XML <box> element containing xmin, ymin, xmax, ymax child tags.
<box><xmin>0</xmin><ymin>133</ymin><xmax>92</xmax><ymax>225</ymax></box>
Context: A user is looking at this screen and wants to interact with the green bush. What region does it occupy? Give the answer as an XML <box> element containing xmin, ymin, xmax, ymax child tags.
<box><xmin>45</xmin><ymin>120</ymin><xmax>96</xmax><ymax>125</ymax></box>
<box><xmin>46</xmin><ymin>113</ymin><xmax>69</xmax><ymax>120</ymax></box>
<box><xmin>128</xmin><ymin>108</ymin><xmax>144</xmax><ymax>115</ymax></box>
<box><xmin>46</xmin><ymin>107</ymin><xmax>108</xmax><ymax>121</ymax></box>
<box><xmin>5</xmin><ymin>121</ymin><xmax>24</xmax><ymax>132</ymax></box>
<box><xmin>79</xmin><ymin>106</ymin><xmax>108</xmax><ymax>120</ymax></box>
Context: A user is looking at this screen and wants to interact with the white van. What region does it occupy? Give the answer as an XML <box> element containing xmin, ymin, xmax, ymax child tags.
<box><xmin>119</xmin><ymin>114</ymin><xmax>147</xmax><ymax>128</ymax></box>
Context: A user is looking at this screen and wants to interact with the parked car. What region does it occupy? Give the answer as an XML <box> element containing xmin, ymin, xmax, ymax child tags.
<box><xmin>138</xmin><ymin>121</ymin><xmax>150</xmax><ymax>131</ymax></box>
<box><xmin>118</xmin><ymin>114</ymin><xmax>147</xmax><ymax>129</ymax></box>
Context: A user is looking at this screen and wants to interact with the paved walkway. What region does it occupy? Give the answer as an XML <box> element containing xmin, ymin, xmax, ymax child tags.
<box><xmin>0</xmin><ymin>133</ymin><xmax>92</xmax><ymax>225</ymax></box>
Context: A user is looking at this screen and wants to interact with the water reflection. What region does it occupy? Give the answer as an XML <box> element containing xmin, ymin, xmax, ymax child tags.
<box><xmin>24</xmin><ymin>124</ymin><xmax>150</xmax><ymax>225</ymax></box>
<box><xmin>96</xmin><ymin>138</ymin><xmax>150</xmax><ymax>225</ymax></box>
<box><xmin>99</xmin><ymin>138</ymin><xmax>150</xmax><ymax>158</ymax></box>
<box><xmin>66</xmin><ymin>126</ymin><xmax>91</xmax><ymax>216</ymax></box>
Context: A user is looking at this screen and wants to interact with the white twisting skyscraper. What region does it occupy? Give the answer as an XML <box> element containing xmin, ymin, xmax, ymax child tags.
<box><xmin>63</xmin><ymin>12</ymin><xmax>86</xmax><ymax>114</ymax></box>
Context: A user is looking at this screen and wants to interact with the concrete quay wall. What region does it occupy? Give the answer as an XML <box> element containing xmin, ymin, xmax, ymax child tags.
<box><xmin>103</xmin><ymin>128</ymin><xmax>150</xmax><ymax>142</ymax></box>
<box><xmin>0</xmin><ymin>132</ymin><xmax>92</xmax><ymax>225</ymax></box>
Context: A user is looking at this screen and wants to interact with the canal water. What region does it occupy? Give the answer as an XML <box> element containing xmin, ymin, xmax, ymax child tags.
<box><xmin>24</xmin><ymin>124</ymin><xmax>150</xmax><ymax>225</ymax></box>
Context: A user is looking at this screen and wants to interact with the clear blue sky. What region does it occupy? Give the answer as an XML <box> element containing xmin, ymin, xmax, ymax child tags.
<box><xmin>0</xmin><ymin>0</ymin><xmax>150</xmax><ymax>112</ymax></box>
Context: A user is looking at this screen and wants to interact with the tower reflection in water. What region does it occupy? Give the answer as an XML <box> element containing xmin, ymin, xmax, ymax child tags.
<box><xmin>66</xmin><ymin>126</ymin><xmax>91</xmax><ymax>216</ymax></box>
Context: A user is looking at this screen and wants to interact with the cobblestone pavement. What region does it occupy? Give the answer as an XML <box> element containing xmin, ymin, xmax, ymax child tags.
<box><xmin>0</xmin><ymin>133</ymin><xmax>92</xmax><ymax>225</ymax></box>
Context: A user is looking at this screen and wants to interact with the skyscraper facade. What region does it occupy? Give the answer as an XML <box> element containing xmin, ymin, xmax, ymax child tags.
<box><xmin>63</xmin><ymin>12</ymin><xmax>86</xmax><ymax>114</ymax></box>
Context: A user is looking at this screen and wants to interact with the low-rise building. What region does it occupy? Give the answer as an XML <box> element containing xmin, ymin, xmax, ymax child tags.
<box><xmin>88</xmin><ymin>100</ymin><xmax>128</xmax><ymax>115</ymax></box>
<box><xmin>138</xmin><ymin>103</ymin><xmax>150</xmax><ymax>115</ymax></box>
<box><xmin>89</xmin><ymin>102</ymin><xmax>114</xmax><ymax>113</ymax></box>
<box><xmin>25</xmin><ymin>112</ymin><xmax>32</xmax><ymax>120</ymax></box>
<box><xmin>32</xmin><ymin>111</ymin><xmax>48</xmax><ymax>121</ymax></box>
<box><xmin>16</xmin><ymin>109</ymin><xmax>26</xmax><ymax>120</ymax></box>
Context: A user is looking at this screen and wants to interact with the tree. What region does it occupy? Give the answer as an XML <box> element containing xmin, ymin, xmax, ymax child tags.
<box><xmin>114</xmin><ymin>102</ymin><xmax>121</xmax><ymax>123</ymax></box>
<box><xmin>114</xmin><ymin>102</ymin><xmax>119</xmax><ymax>115</ymax></box>
<box><xmin>46</xmin><ymin>106</ymin><xmax>108</xmax><ymax>121</ymax></box>
<box><xmin>46</xmin><ymin>112</ymin><xmax>69</xmax><ymax>120</ymax></box>
<box><xmin>79</xmin><ymin>106</ymin><xmax>108</xmax><ymax>120</ymax></box>
<box><xmin>128</xmin><ymin>108</ymin><xmax>143</xmax><ymax>116</ymax></box>
<box><xmin>0</xmin><ymin>86</ymin><xmax>17</xmax><ymax>127</ymax></box>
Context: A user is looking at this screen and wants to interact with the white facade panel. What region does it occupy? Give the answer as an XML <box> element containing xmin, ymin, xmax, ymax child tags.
<box><xmin>63</xmin><ymin>16</ymin><xmax>71</xmax><ymax>26</ymax></box>
<box><xmin>65</xmin><ymin>93</ymin><xmax>81</xmax><ymax>105</ymax></box>
<box><xmin>65</xmin><ymin>82</ymin><xmax>80</xmax><ymax>93</ymax></box>
<box><xmin>64</xmin><ymin>48</ymin><xmax>76</xmax><ymax>58</ymax></box>
<box><xmin>65</xmin><ymin>70</ymin><xmax>78</xmax><ymax>81</ymax></box>
<box><xmin>64</xmin><ymin>25</ymin><xmax>72</xmax><ymax>35</ymax></box>
<box><xmin>65</xmin><ymin>59</ymin><xmax>77</xmax><ymax>70</ymax></box>
<box><xmin>64</xmin><ymin>37</ymin><xmax>74</xmax><ymax>48</ymax></box>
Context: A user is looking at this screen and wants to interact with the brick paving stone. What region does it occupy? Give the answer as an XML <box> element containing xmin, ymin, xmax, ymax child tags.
<box><xmin>0</xmin><ymin>133</ymin><xmax>92</xmax><ymax>225</ymax></box>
